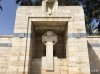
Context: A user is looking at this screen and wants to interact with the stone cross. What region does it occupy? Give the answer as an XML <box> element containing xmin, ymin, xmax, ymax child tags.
<box><xmin>42</xmin><ymin>31</ymin><xmax>57</xmax><ymax>70</ymax></box>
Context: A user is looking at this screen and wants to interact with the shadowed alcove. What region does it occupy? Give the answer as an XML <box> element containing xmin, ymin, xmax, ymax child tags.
<box><xmin>88</xmin><ymin>42</ymin><xmax>100</xmax><ymax>74</ymax></box>
<box><xmin>29</xmin><ymin>21</ymin><xmax>68</xmax><ymax>74</ymax></box>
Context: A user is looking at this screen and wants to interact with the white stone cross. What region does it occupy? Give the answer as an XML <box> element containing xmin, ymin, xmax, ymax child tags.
<box><xmin>42</xmin><ymin>31</ymin><xmax>57</xmax><ymax>70</ymax></box>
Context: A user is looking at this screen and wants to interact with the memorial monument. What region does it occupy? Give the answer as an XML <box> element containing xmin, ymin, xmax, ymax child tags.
<box><xmin>0</xmin><ymin>0</ymin><xmax>100</xmax><ymax>74</ymax></box>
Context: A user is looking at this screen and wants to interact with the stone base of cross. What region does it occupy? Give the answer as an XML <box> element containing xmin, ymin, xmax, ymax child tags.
<box><xmin>42</xmin><ymin>31</ymin><xmax>57</xmax><ymax>71</ymax></box>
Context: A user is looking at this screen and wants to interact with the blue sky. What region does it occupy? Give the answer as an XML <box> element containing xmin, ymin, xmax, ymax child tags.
<box><xmin>0</xmin><ymin>0</ymin><xmax>18</xmax><ymax>35</ymax></box>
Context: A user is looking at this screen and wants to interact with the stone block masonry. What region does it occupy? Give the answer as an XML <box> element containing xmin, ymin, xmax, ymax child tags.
<box><xmin>0</xmin><ymin>0</ymin><xmax>100</xmax><ymax>74</ymax></box>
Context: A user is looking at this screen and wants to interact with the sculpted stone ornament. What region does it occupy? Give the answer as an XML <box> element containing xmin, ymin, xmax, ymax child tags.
<box><xmin>42</xmin><ymin>31</ymin><xmax>57</xmax><ymax>45</ymax></box>
<box><xmin>43</xmin><ymin>0</ymin><xmax>56</xmax><ymax>15</ymax></box>
<box><xmin>42</xmin><ymin>31</ymin><xmax>58</xmax><ymax>70</ymax></box>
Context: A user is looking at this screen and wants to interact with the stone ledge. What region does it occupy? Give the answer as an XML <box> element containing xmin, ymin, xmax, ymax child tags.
<box><xmin>87</xmin><ymin>36</ymin><xmax>100</xmax><ymax>38</ymax></box>
<box><xmin>0</xmin><ymin>43</ymin><xmax>12</xmax><ymax>47</ymax></box>
<box><xmin>0</xmin><ymin>35</ymin><xmax>13</xmax><ymax>38</ymax></box>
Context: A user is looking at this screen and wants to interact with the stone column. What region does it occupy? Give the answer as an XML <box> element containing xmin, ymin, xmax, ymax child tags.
<box><xmin>67</xmin><ymin>7</ymin><xmax>90</xmax><ymax>74</ymax></box>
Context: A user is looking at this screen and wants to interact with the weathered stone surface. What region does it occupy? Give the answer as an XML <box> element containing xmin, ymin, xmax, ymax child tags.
<box><xmin>0</xmin><ymin>0</ymin><xmax>100</xmax><ymax>74</ymax></box>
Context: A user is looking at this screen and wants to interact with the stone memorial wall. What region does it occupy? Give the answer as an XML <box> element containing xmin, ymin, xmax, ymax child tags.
<box><xmin>0</xmin><ymin>0</ymin><xmax>100</xmax><ymax>74</ymax></box>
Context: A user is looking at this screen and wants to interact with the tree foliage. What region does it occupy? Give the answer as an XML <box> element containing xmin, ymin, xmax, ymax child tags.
<box><xmin>0</xmin><ymin>0</ymin><xmax>2</xmax><ymax>11</ymax></box>
<box><xmin>16</xmin><ymin>0</ymin><xmax>32</xmax><ymax>6</ymax></box>
<box><xmin>82</xmin><ymin>0</ymin><xmax>100</xmax><ymax>35</ymax></box>
<box><xmin>16</xmin><ymin>0</ymin><xmax>41</xmax><ymax>6</ymax></box>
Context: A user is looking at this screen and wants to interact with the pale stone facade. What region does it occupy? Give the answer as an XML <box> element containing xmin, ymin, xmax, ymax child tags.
<box><xmin>0</xmin><ymin>0</ymin><xmax>100</xmax><ymax>74</ymax></box>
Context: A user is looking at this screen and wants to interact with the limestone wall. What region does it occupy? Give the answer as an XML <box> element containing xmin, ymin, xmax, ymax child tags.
<box><xmin>15</xmin><ymin>5</ymin><xmax>89</xmax><ymax>74</ymax></box>
<box><xmin>0</xmin><ymin>35</ymin><xmax>30</xmax><ymax>74</ymax></box>
<box><xmin>0</xmin><ymin>36</ymin><xmax>12</xmax><ymax>74</ymax></box>
<box><xmin>0</xmin><ymin>5</ymin><xmax>99</xmax><ymax>74</ymax></box>
<box><xmin>0</xmin><ymin>35</ymin><xmax>12</xmax><ymax>43</ymax></box>
<box><xmin>87</xmin><ymin>36</ymin><xmax>100</xmax><ymax>74</ymax></box>
<box><xmin>0</xmin><ymin>35</ymin><xmax>100</xmax><ymax>74</ymax></box>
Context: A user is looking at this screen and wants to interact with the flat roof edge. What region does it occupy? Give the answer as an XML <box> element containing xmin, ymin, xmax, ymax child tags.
<box><xmin>0</xmin><ymin>35</ymin><xmax>13</xmax><ymax>38</ymax></box>
<box><xmin>87</xmin><ymin>36</ymin><xmax>100</xmax><ymax>38</ymax></box>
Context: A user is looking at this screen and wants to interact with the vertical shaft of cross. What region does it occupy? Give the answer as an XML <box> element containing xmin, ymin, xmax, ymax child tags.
<box><xmin>46</xmin><ymin>41</ymin><xmax>53</xmax><ymax>70</ymax></box>
<box><xmin>42</xmin><ymin>31</ymin><xmax>57</xmax><ymax>71</ymax></box>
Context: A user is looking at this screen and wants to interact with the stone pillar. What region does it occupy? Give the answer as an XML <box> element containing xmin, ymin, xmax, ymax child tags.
<box><xmin>11</xmin><ymin>7</ymin><xmax>32</xmax><ymax>74</ymax></box>
<box><xmin>67</xmin><ymin>8</ymin><xmax>90</xmax><ymax>74</ymax></box>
